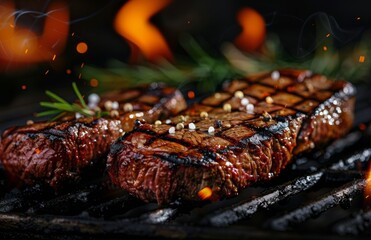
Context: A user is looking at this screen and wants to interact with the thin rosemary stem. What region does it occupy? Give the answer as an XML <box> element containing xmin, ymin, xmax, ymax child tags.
<box><xmin>72</xmin><ymin>82</ymin><xmax>88</xmax><ymax>109</ymax></box>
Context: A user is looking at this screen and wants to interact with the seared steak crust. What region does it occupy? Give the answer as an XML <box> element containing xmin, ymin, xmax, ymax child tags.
<box><xmin>107</xmin><ymin>70</ymin><xmax>355</xmax><ymax>204</ymax></box>
<box><xmin>0</xmin><ymin>85</ymin><xmax>186</xmax><ymax>188</ymax></box>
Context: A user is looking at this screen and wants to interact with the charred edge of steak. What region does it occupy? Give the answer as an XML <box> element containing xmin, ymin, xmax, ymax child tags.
<box><xmin>1</xmin><ymin>118</ymin><xmax>123</xmax><ymax>189</ymax></box>
<box><xmin>0</xmin><ymin>86</ymin><xmax>186</xmax><ymax>189</ymax></box>
<box><xmin>294</xmin><ymin>82</ymin><xmax>355</xmax><ymax>154</ymax></box>
<box><xmin>107</xmin><ymin>70</ymin><xmax>356</xmax><ymax>205</ymax></box>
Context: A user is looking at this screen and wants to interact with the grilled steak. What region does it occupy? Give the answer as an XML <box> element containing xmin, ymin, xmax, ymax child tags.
<box><xmin>107</xmin><ymin>70</ymin><xmax>355</xmax><ymax>204</ymax></box>
<box><xmin>0</xmin><ymin>84</ymin><xmax>186</xmax><ymax>188</ymax></box>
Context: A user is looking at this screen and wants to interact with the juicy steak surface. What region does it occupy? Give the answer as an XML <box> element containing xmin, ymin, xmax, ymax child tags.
<box><xmin>107</xmin><ymin>70</ymin><xmax>355</xmax><ymax>204</ymax></box>
<box><xmin>0</xmin><ymin>85</ymin><xmax>186</xmax><ymax>188</ymax></box>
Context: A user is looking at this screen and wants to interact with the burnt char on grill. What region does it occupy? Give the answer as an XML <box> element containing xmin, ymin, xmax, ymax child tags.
<box><xmin>0</xmin><ymin>84</ymin><xmax>186</xmax><ymax>188</ymax></box>
<box><xmin>107</xmin><ymin>70</ymin><xmax>356</xmax><ymax>205</ymax></box>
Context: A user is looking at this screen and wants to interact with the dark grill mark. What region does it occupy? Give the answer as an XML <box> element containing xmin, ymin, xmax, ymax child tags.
<box><xmin>0</xmin><ymin>86</ymin><xmax>187</xmax><ymax>189</ymax></box>
<box><xmin>107</xmin><ymin>69</ymin><xmax>356</xmax><ymax>205</ymax></box>
<box><xmin>155</xmin><ymin>152</ymin><xmax>211</xmax><ymax>167</ymax></box>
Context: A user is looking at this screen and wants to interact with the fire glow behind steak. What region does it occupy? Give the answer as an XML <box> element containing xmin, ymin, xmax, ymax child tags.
<box><xmin>0</xmin><ymin>84</ymin><xmax>186</xmax><ymax>189</ymax></box>
<box><xmin>107</xmin><ymin>69</ymin><xmax>356</xmax><ymax>205</ymax></box>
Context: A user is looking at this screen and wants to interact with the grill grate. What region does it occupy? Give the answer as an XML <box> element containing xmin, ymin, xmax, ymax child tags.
<box><xmin>269</xmin><ymin>178</ymin><xmax>366</xmax><ymax>231</ymax></box>
<box><xmin>198</xmin><ymin>172</ymin><xmax>324</xmax><ymax>227</ymax></box>
<box><xmin>0</xmin><ymin>87</ymin><xmax>370</xmax><ymax>239</ymax></box>
<box><xmin>334</xmin><ymin>210</ymin><xmax>371</xmax><ymax>235</ymax></box>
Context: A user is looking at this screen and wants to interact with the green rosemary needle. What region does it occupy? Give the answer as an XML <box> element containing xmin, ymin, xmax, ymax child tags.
<box><xmin>37</xmin><ymin>82</ymin><xmax>109</xmax><ymax>121</ymax></box>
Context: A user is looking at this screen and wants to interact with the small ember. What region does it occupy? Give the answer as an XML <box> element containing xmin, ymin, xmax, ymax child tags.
<box><xmin>198</xmin><ymin>187</ymin><xmax>213</xmax><ymax>200</ymax></box>
<box><xmin>187</xmin><ymin>91</ymin><xmax>195</xmax><ymax>99</ymax></box>
<box><xmin>359</xmin><ymin>123</ymin><xmax>367</xmax><ymax>131</ymax></box>
<box><xmin>359</xmin><ymin>55</ymin><xmax>366</xmax><ymax>63</ymax></box>
<box><xmin>90</xmin><ymin>79</ymin><xmax>99</xmax><ymax>87</ymax></box>
<box><xmin>76</xmin><ymin>42</ymin><xmax>88</xmax><ymax>54</ymax></box>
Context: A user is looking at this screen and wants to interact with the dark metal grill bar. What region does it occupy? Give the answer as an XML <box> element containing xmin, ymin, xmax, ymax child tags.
<box><xmin>27</xmin><ymin>184</ymin><xmax>107</xmax><ymax>215</ymax></box>
<box><xmin>321</xmin><ymin>131</ymin><xmax>364</xmax><ymax>161</ymax></box>
<box><xmin>323</xmin><ymin>170</ymin><xmax>364</xmax><ymax>183</ymax></box>
<box><xmin>330</xmin><ymin>148</ymin><xmax>371</xmax><ymax>171</ymax></box>
<box><xmin>198</xmin><ymin>144</ymin><xmax>371</xmax><ymax>227</ymax></box>
<box><xmin>199</xmin><ymin>172</ymin><xmax>323</xmax><ymax>227</ymax></box>
<box><xmin>139</xmin><ymin>208</ymin><xmax>178</xmax><ymax>224</ymax></box>
<box><xmin>0</xmin><ymin>185</ymin><xmax>52</xmax><ymax>213</ymax></box>
<box><xmin>333</xmin><ymin>210</ymin><xmax>371</xmax><ymax>235</ymax></box>
<box><xmin>292</xmin><ymin>127</ymin><xmax>371</xmax><ymax>174</ymax></box>
<box><xmin>1</xmin><ymin>213</ymin><xmax>370</xmax><ymax>240</ymax></box>
<box><xmin>86</xmin><ymin>192</ymin><xmax>136</xmax><ymax>218</ymax></box>
<box><xmin>269</xmin><ymin>179</ymin><xmax>367</xmax><ymax>231</ymax></box>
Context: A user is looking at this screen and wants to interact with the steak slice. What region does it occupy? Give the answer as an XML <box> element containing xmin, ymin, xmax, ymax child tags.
<box><xmin>0</xmin><ymin>84</ymin><xmax>186</xmax><ymax>189</ymax></box>
<box><xmin>107</xmin><ymin>70</ymin><xmax>355</xmax><ymax>204</ymax></box>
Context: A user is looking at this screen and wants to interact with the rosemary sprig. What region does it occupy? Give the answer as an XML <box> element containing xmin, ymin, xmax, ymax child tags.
<box><xmin>82</xmin><ymin>34</ymin><xmax>371</xmax><ymax>93</ymax></box>
<box><xmin>223</xmin><ymin>33</ymin><xmax>371</xmax><ymax>83</ymax></box>
<box><xmin>82</xmin><ymin>36</ymin><xmax>240</xmax><ymax>93</ymax></box>
<box><xmin>72</xmin><ymin>82</ymin><xmax>89</xmax><ymax>109</ymax></box>
<box><xmin>37</xmin><ymin>82</ymin><xmax>109</xmax><ymax>121</ymax></box>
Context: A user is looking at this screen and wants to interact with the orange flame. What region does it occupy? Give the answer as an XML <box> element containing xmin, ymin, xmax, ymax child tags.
<box><xmin>198</xmin><ymin>187</ymin><xmax>213</xmax><ymax>200</ymax></box>
<box><xmin>114</xmin><ymin>0</ymin><xmax>173</xmax><ymax>63</ymax></box>
<box><xmin>234</xmin><ymin>8</ymin><xmax>266</xmax><ymax>52</ymax></box>
<box><xmin>0</xmin><ymin>1</ymin><xmax>69</xmax><ymax>69</ymax></box>
<box><xmin>365</xmin><ymin>163</ymin><xmax>371</xmax><ymax>207</ymax></box>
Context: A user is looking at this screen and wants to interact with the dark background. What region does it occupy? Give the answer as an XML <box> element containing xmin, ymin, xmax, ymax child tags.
<box><xmin>0</xmin><ymin>0</ymin><xmax>370</xmax><ymax>127</ymax></box>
